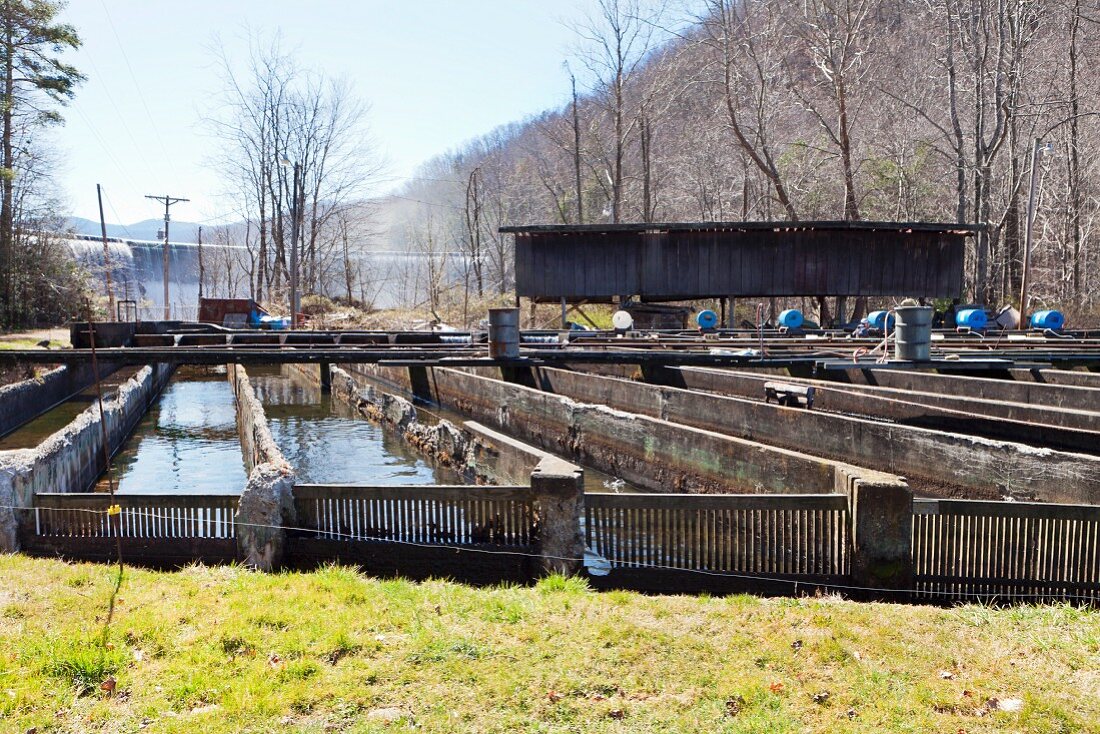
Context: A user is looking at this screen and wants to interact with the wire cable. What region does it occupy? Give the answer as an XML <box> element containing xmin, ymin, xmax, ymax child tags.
<box><xmin>97</xmin><ymin>0</ymin><xmax>179</xmax><ymax>179</ymax></box>
<box><xmin>7</xmin><ymin>502</ymin><xmax>1098</xmax><ymax>604</ymax></box>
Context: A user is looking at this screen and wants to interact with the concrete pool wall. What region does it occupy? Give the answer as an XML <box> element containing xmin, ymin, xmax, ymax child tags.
<box><xmin>0</xmin><ymin>363</ymin><xmax>173</xmax><ymax>551</ymax></box>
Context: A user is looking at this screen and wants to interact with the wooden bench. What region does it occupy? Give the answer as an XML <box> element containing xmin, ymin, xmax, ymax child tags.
<box><xmin>764</xmin><ymin>382</ymin><xmax>815</xmax><ymax>409</ymax></box>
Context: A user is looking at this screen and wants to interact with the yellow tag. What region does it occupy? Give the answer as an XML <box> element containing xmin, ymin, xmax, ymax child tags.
<box><xmin>106</xmin><ymin>504</ymin><xmax>121</xmax><ymax>516</ymax></box>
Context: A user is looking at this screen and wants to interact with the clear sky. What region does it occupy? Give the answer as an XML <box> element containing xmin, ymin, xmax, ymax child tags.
<box><xmin>54</xmin><ymin>0</ymin><xmax>611</xmax><ymax>225</ymax></box>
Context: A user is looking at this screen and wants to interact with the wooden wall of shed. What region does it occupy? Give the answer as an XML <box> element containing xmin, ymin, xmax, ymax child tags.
<box><xmin>515</xmin><ymin>229</ymin><xmax>965</xmax><ymax>301</ymax></box>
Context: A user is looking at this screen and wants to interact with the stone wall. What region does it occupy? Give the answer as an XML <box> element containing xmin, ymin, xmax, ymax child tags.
<box><xmin>0</xmin><ymin>363</ymin><xmax>173</xmax><ymax>551</ymax></box>
<box><xmin>330</xmin><ymin>364</ymin><xmax>542</xmax><ymax>485</ymax></box>
<box><xmin>0</xmin><ymin>361</ymin><xmax>122</xmax><ymax>438</ymax></box>
<box><xmin>227</xmin><ymin>364</ymin><xmax>295</xmax><ymax>570</ymax></box>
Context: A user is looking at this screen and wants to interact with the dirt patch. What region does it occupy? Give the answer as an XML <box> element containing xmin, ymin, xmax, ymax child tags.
<box><xmin>0</xmin><ymin>361</ymin><xmax>48</xmax><ymax>389</ymax></box>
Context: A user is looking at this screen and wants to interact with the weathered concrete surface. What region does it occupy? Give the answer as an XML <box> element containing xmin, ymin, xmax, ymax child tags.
<box><xmin>1014</xmin><ymin>367</ymin><xmax>1100</xmax><ymax>390</ymax></box>
<box><xmin>236</xmin><ymin>462</ymin><xmax>295</xmax><ymax>570</ymax></box>
<box><xmin>811</xmin><ymin>366</ymin><xmax>1100</xmax><ymax>431</ymax></box>
<box><xmin>228</xmin><ymin>364</ymin><xmax>296</xmax><ymax>570</ymax></box>
<box><xmin>673</xmin><ymin>365</ymin><xmax>1100</xmax><ymax>453</ymax></box>
<box><xmin>530</xmin><ymin>455</ymin><xmax>584</xmax><ymax>576</ymax></box>
<box><xmin>0</xmin><ymin>363</ymin><xmax>173</xmax><ymax>551</ymax></box>
<box><xmin>0</xmin><ymin>361</ymin><xmax>122</xmax><ymax>438</ymax></box>
<box><xmin>342</xmin><ymin>362</ymin><xmax>903</xmax><ymax>496</ymax></box>
<box><xmin>464</xmin><ymin>421</ymin><xmax>555</xmax><ymax>485</ymax></box>
<box><xmin>605</xmin><ymin>364</ymin><xmax>1100</xmax><ymax>456</ymax></box>
<box><xmin>844</xmin><ymin>476</ymin><xmax>913</xmax><ymax>596</ymax></box>
<box><xmin>527</xmin><ymin>366</ymin><xmax>1100</xmax><ymax>504</ymax></box>
<box><xmin>329</xmin><ymin>364</ymin><xmax>548</xmax><ymax>485</ymax></box>
<box><xmin>229</xmin><ymin>364</ymin><xmax>289</xmax><ymax>472</ymax></box>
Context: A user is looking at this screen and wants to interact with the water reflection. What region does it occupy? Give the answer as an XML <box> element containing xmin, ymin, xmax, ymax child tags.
<box><xmin>0</xmin><ymin>367</ymin><xmax>141</xmax><ymax>451</ymax></box>
<box><xmin>97</xmin><ymin>368</ymin><xmax>247</xmax><ymax>494</ymax></box>
<box><xmin>250</xmin><ymin>367</ymin><xmax>463</xmax><ymax>486</ymax></box>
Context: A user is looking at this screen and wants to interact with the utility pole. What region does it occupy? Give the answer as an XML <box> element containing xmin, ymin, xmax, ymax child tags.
<box><xmin>96</xmin><ymin>184</ymin><xmax>115</xmax><ymax>318</ymax></box>
<box><xmin>1019</xmin><ymin>139</ymin><xmax>1053</xmax><ymax>320</ymax></box>
<box><xmin>278</xmin><ymin>157</ymin><xmax>303</xmax><ymax>326</ymax></box>
<box><xmin>144</xmin><ymin>194</ymin><xmax>189</xmax><ymax>320</ymax></box>
<box><xmin>290</xmin><ymin>162</ymin><xmax>301</xmax><ymax>327</ymax></box>
<box><xmin>197</xmin><ymin>225</ymin><xmax>204</xmax><ymax>302</ymax></box>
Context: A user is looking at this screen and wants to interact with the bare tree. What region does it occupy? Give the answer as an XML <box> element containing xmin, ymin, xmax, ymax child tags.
<box><xmin>207</xmin><ymin>31</ymin><xmax>382</xmax><ymax>310</ymax></box>
<box><xmin>573</xmin><ymin>0</ymin><xmax>667</xmax><ymax>223</ymax></box>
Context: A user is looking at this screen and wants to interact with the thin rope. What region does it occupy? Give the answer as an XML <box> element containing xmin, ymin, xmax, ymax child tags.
<box><xmin>6</xmin><ymin>502</ymin><xmax>1098</xmax><ymax>604</ymax></box>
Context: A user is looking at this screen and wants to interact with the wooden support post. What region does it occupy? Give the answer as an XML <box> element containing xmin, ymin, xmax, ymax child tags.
<box><xmin>319</xmin><ymin>362</ymin><xmax>331</xmax><ymax>393</ymax></box>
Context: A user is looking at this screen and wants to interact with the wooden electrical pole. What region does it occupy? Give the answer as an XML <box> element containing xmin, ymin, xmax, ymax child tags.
<box><xmin>144</xmin><ymin>194</ymin><xmax>189</xmax><ymax>320</ymax></box>
<box><xmin>96</xmin><ymin>184</ymin><xmax>115</xmax><ymax>318</ymax></box>
<box><xmin>1019</xmin><ymin>139</ymin><xmax>1049</xmax><ymax>319</ymax></box>
<box><xmin>197</xmin><ymin>225</ymin><xmax>204</xmax><ymax>302</ymax></box>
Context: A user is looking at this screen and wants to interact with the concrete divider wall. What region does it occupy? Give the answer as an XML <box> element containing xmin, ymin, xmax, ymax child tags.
<box><xmin>329</xmin><ymin>364</ymin><xmax>543</xmax><ymax>485</ymax></box>
<box><xmin>228</xmin><ymin>364</ymin><xmax>295</xmax><ymax>570</ymax></box>
<box><xmin>342</xmin><ymin>362</ymin><xmax>900</xmax><ymax>496</ymax></box>
<box><xmin>0</xmin><ymin>361</ymin><xmax>123</xmax><ymax>438</ymax></box>
<box><xmin>0</xmin><ymin>363</ymin><xmax>173</xmax><ymax>551</ymax></box>
<box><xmin>228</xmin><ymin>364</ymin><xmax>289</xmax><ymax>472</ymax></box>
<box><xmin>817</xmin><ymin>367</ymin><xmax>1100</xmax><ymax>430</ymax></box>
<box><xmin>632</xmin><ymin>364</ymin><xmax>1100</xmax><ymax>456</ymax></box>
<box><xmin>531</xmin><ymin>366</ymin><xmax>1100</xmax><ymax>504</ymax></box>
<box><xmin>573</xmin><ymin>362</ymin><xmax>1100</xmax><ymax>451</ymax></box>
<box><xmin>1016</xmin><ymin>368</ymin><xmax>1100</xmax><ymax>390</ymax></box>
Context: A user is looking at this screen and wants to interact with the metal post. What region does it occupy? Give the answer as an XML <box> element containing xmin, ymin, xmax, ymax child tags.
<box><xmin>197</xmin><ymin>225</ymin><xmax>204</xmax><ymax>302</ymax></box>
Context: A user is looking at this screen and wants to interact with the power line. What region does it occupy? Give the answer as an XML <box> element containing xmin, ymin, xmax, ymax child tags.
<box><xmin>97</xmin><ymin>0</ymin><xmax>179</xmax><ymax>179</ymax></box>
<box><xmin>99</xmin><ymin>189</ymin><xmax>133</xmax><ymax>238</ymax></box>
<box><xmin>69</xmin><ymin>100</ymin><xmax>143</xmax><ymax>193</ymax></box>
<box><xmin>76</xmin><ymin>45</ymin><xmax>158</xmax><ymax>181</ymax></box>
<box><xmin>388</xmin><ymin>194</ymin><xmax>464</xmax><ymax>211</ymax></box>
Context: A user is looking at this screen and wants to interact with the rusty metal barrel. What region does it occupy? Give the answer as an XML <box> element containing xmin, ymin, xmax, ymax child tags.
<box><xmin>488</xmin><ymin>308</ymin><xmax>520</xmax><ymax>359</ymax></box>
<box><xmin>894</xmin><ymin>305</ymin><xmax>933</xmax><ymax>361</ymax></box>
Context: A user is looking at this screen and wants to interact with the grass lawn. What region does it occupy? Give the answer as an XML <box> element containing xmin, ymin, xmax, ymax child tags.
<box><xmin>1</xmin><ymin>555</ymin><xmax>1097</xmax><ymax>733</ymax></box>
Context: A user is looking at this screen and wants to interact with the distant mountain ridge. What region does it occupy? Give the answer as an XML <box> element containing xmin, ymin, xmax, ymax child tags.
<box><xmin>67</xmin><ymin>216</ymin><xmax>204</xmax><ymax>244</ymax></box>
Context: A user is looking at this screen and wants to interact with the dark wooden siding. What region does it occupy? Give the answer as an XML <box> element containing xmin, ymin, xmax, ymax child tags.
<box><xmin>510</xmin><ymin>224</ymin><xmax>970</xmax><ymax>301</ymax></box>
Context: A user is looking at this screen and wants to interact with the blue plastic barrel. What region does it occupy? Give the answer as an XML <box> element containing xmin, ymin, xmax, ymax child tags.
<box><xmin>867</xmin><ymin>310</ymin><xmax>896</xmax><ymax>331</ymax></box>
<box><xmin>956</xmin><ymin>308</ymin><xmax>988</xmax><ymax>330</ymax></box>
<box><xmin>696</xmin><ymin>309</ymin><xmax>719</xmax><ymax>330</ymax></box>
<box><xmin>1030</xmin><ymin>310</ymin><xmax>1065</xmax><ymax>330</ymax></box>
<box><xmin>778</xmin><ymin>309</ymin><xmax>804</xmax><ymax>329</ymax></box>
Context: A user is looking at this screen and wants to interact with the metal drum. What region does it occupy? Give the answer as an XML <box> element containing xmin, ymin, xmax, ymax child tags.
<box><xmin>894</xmin><ymin>305</ymin><xmax>933</xmax><ymax>361</ymax></box>
<box><xmin>488</xmin><ymin>308</ymin><xmax>520</xmax><ymax>359</ymax></box>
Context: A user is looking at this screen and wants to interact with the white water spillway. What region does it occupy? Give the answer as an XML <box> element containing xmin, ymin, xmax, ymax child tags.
<box><xmin>66</xmin><ymin>236</ymin><xmax>247</xmax><ymax>320</ymax></box>
<box><xmin>67</xmin><ymin>234</ymin><xmax>477</xmax><ymax>316</ymax></box>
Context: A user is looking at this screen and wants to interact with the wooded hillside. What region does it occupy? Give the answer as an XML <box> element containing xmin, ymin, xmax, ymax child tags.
<box><xmin>391</xmin><ymin>0</ymin><xmax>1100</xmax><ymax>318</ymax></box>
